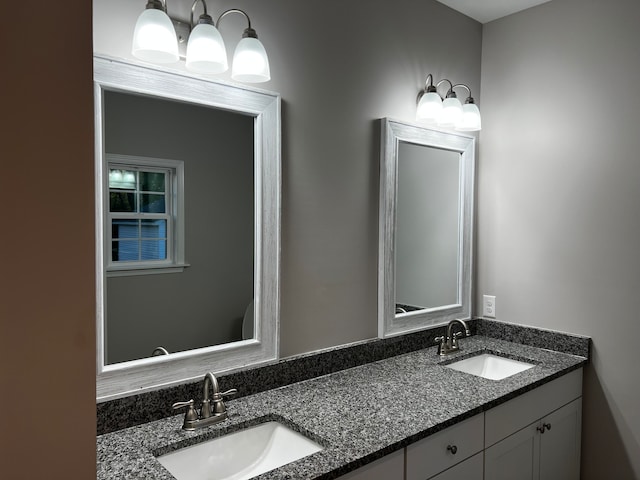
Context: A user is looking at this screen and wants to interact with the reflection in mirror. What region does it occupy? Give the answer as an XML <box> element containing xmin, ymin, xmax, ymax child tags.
<box><xmin>94</xmin><ymin>56</ymin><xmax>280</xmax><ymax>401</ymax></box>
<box><xmin>395</xmin><ymin>143</ymin><xmax>460</xmax><ymax>312</ymax></box>
<box><xmin>378</xmin><ymin>118</ymin><xmax>474</xmax><ymax>338</ymax></box>
<box><xmin>103</xmin><ymin>91</ymin><xmax>255</xmax><ymax>365</ymax></box>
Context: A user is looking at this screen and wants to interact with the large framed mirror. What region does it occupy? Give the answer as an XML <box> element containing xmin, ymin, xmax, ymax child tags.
<box><xmin>378</xmin><ymin>118</ymin><xmax>474</xmax><ymax>338</ymax></box>
<box><xmin>94</xmin><ymin>56</ymin><xmax>280</xmax><ymax>401</ymax></box>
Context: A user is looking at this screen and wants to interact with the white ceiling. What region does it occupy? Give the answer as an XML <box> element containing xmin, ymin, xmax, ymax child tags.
<box><xmin>436</xmin><ymin>0</ymin><xmax>554</xmax><ymax>23</ymax></box>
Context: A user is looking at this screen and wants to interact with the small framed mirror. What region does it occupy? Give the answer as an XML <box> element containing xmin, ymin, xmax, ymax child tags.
<box><xmin>94</xmin><ymin>56</ymin><xmax>280</xmax><ymax>401</ymax></box>
<box><xmin>378</xmin><ymin>118</ymin><xmax>475</xmax><ymax>337</ymax></box>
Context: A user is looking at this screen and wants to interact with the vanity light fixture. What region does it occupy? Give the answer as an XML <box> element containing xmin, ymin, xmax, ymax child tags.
<box><xmin>131</xmin><ymin>0</ymin><xmax>271</xmax><ymax>83</ymax></box>
<box><xmin>416</xmin><ymin>74</ymin><xmax>481</xmax><ymax>131</ymax></box>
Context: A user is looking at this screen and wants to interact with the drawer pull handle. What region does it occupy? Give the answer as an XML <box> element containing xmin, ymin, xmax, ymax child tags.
<box><xmin>537</xmin><ymin>423</ymin><xmax>553</xmax><ymax>434</ymax></box>
<box><xmin>447</xmin><ymin>444</ymin><xmax>458</xmax><ymax>455</ymax></box>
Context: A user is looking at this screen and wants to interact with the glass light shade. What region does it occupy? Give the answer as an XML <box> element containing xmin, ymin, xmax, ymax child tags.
<box><xmin>438</xmin><ymin>97</ymin><xmax>463</xmax><ymax>127</ymax></box>
<box><xmin>109</xmin><ymin>169</ymin><xmax>123</xmax><ymax>186</ymax></box>
<box><xmin>231</xmin><ymin>37</ymin><xmax>271</xmax><ymax>83</ymax></box>
<box><xmin>123</xmin><ymin>171</ymin><xmax>136</xmax><ymax>186</ymax></box>
<box><xmin>186</xmin><ymin>23</ymin><xmax>228</xmax><ymax>74</ymax></box>
<box><xmin>132</xmin><ymin>9</ymin><xmax>179</xmax><ymax>63</ymax></box>
<box><xmin>416</xmin><ymin>92</ymin><xmax>443</xmax><ymax>123</ymax></box>
<box><xmin>456</xmin><ymin>103</ymin><xmax>482</xmax><ymax>131</ymax></box>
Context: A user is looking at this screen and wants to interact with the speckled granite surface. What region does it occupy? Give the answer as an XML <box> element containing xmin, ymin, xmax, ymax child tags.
<box><xmin>97</xmin><ymin>319</ymin><xmax>591</xmax><ymax>435</ymax></box>
<box><xmin>97</xmin><ymin>321</ymin><xmax>479</xmax><ymax>435</ymax></box>
<box><xmin>97</xmin><ymin>336</ymin><xmax>587</xmax><ymax>480</ymax></box>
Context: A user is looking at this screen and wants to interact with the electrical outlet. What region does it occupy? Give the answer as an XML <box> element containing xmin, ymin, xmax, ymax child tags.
<box><xmin>483</xmin><ymin>295</ymin><xmax>496</xmax><ymax>318</ymax></box>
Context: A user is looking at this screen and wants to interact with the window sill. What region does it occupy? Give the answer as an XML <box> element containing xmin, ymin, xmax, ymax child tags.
<box><xmin>106</xmin><ymin>263</ymin><xmax>190</xmax><ymax>278</ymax></box>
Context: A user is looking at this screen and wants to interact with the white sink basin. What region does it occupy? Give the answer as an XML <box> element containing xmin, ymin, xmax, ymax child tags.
<box><xmin>445</xmin><ymin>353</ymin><xmax>534</xmax><ymax>380</ymax></box>
<box><xmin>157</xmin><ymin>421</ymin><xmax>323</xmax><ymax>480</ymax></box>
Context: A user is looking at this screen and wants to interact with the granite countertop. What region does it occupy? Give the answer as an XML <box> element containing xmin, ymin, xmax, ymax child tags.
<box><xmin>97</xmin><ymin>335</ymin><xmax>587</xmax><ymax>480</ymax></box>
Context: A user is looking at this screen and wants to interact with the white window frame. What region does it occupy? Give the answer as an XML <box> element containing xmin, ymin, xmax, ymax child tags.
<box><xmin>104</xmin><ymin>154</ymin><xmax>187</xmax><ymax>277</ymax></box>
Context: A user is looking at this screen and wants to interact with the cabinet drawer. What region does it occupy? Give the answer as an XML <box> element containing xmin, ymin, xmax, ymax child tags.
<box><xmin>428</xmin><ymin>452</ymin><xmax>483</xmax><ymax>480</ymax></box>
<box><xmin>336</xmin><ymin>449</ymin><xmax>404</xmax><ymax>480</ymax></box>
<box><xmin>485</xmin><ymin>368</ymin><xmax>582</xmax><ymax>447</ymax></box>
<box><xmin>406</xmin><ymin>413</ymin><xmax>484</xmax><ymax>480</ymax></box>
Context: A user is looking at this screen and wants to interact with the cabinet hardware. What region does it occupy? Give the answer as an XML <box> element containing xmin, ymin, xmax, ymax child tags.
<box><xmin>536</xmin><ymin>422</ymin><xmax>552</xmax><ymax>434</ymax></box>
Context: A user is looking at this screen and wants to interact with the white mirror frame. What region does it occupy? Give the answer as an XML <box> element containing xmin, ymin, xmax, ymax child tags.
<box><xmin>378</xmin><ymin>118</ymin><xmax>475</xmax><ymax>338</ymax></box>
<box><xmin>94</xmin><ymin>56</ymin><xmax>280</xmax><ymax>401</ymax></box>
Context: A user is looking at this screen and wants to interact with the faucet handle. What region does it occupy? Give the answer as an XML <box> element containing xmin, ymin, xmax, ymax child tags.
<box><xmin>434</xmin><ymin>336</ymin><xmax>446</xmax><ymax>355</ymax></box>
<box><xmin>172</xmin><ymin>399</ymin><xmax>195</xmax><ymax>410</ymax></box>
<box><xmin>451</xmin><ymin>331</ymin><xmax>464</xmax><ymax>347</ymax></box>
<box><xmin>208</xmin><ymin>389</ymin><xmax>238</xmax><ymax>416</ymax></box>
<box><xmin>172</xmin><ymin>399</ymin><xmax>198</xmax><ymax>424</ymax></box>
<box><xmin>220</xmin><ymin>388</ymin><xmax>238</xmax><ymax>398</ymax></box>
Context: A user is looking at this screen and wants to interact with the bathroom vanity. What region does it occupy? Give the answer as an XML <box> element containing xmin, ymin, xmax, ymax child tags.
<box><xmin>97</xmin><ymin>333</ymin><xmax>587</xmax><ymax>480</ymax></box>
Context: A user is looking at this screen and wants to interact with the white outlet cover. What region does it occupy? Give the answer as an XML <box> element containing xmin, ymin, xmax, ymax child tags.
<box><xmin>483</xmin><ymin>295</ymin><xmax>496</xmax><ymax>318</ymax></box>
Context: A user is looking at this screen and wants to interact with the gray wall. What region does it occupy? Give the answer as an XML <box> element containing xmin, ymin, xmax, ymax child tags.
<box><xmin>104</xmin><ymin>92</ymin><xmax>254</xmax><ymax>363</ymax></box>
<box><xmin>478</xmin><ymin>0</ymin><xmax>640</xmax><ymax>477</ymax></box>
<box><xmin>93</xmin><ymin>0</ymin><xmax>482</xmax><ymax>357</ymax></box>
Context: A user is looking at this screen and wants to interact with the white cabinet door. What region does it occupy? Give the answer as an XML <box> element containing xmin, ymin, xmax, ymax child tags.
<box><xmin>539</xmin><ymin>399</ymin><xmax>582</xmax><ymax>480</ymax></box>
<box><xmin>336</xmin><ymin>449</ymin><xmax>404</xmax><ymax>480</ymax></box>
<box><xmin>485</xmin><ymin>398</ymin><xmax>582</xmax><ymax>480</ymax></box>
<box><xmin>428</xmin><ymin>452</ymin><xmax>483</xmax><ymax>480</ymax></box>
<box><xmin>485</xmin><ymin>422</ymin><xmax>540</xmax><ymax>480</ymax></box>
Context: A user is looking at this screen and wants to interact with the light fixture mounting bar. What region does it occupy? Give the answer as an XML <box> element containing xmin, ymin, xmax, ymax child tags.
<box><xmin>172</xmin><ymin>19</ymin><xmax>191</xmax><ymax>59</ymax></box>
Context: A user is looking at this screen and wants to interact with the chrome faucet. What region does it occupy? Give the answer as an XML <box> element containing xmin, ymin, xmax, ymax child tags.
<box><xmin>435</xmin><ymin>319</ymin><xmax>471</xmax><ymax>356</ymax></box>
<box><xmin>172</xmin><ymin>372</ymin><xmax>237</xmax><ymax>431</ymax></box>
